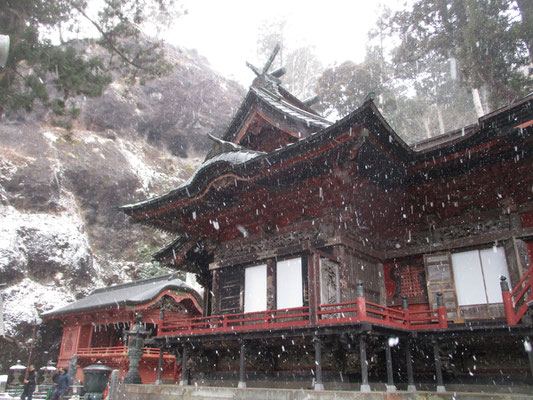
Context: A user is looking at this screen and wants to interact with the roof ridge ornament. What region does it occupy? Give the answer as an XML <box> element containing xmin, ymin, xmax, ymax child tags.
<box><xmin>246</xmin><ymin>44</ymin><xmax>285</xmax><ymax>96</ymax></box>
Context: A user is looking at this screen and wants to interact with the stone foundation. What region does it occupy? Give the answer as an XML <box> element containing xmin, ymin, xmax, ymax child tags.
<box><xmin>115</xmin><ymin>384</ymin><xmax>533</xmax><ymax>400</ymax></box>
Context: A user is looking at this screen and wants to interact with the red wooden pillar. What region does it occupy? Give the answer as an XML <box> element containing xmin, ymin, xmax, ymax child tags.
<box><xmin>211</xmin><ymin>269</ymin><xmax>220</xmax><ymax>316</ymax></box>
<box><xmin>356</xmin><ymin>282</ymin><xmax>367</xmax><ymax>320</ymax></box>
<box><xmin>500</xmin><ymin>277</ymin><xmax>516</xmax><ymax>325</ymax></box>
<box><xmin>436</xmin><ymin>293</ymin><xmax>448</xmax><ymax>329</ymax></box>
<box><xmin>158</xmin><ymin>308</ymin><xmax>164</xmax><ymax>336</ymax></box>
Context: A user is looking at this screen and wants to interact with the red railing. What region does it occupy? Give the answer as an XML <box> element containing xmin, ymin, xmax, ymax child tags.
<box><xmin>77</xmin><ymin>346</ymin><xmax>174</xmax><ymax>359</ymax></box>
<box><xmin>160</xmin><ymin>306</ymin><xmax>310</xmax><ymax>335</ymax></box>
<box><xmin>158</xmin><ymin>297</ymin><xmax>448</xmax><ymax>337</ymax></box>
<box><xmin>318</xmin><ymin>298</ymin><xmax>447</xmax><ymax>330</ymax></box>
<box><xmin>502</xmin><ymin>266</ymin><xmax>533</xmax><ymax>325</ymax></box>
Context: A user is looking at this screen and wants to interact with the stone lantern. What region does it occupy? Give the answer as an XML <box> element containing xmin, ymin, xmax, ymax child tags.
<box><xmin>9</xmin><ymin>361</ymin><xmax>26</xmax><ymax>385</ymax></box>
<box><xmin>40</xmin><ymin>361</ymin><xmax>57</xmax><ymax>385</ymax></box>
<box><xmin>123</xmin><ymin>313</ymin><xmax>151</xmax><ymax>384</ymax></box>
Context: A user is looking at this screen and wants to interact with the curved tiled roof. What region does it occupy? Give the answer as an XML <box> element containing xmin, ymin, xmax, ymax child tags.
<box><xmin>181</xmin><ymin>149</ymin><xmax>264</xmax><ymax>188</ymax></box>
<box><xmin>121</xmin><ymin>149</ymin><xmax>265</xmax><ymax>211</ymax></box>
<box><xmin>252</xmin><ymin>87</ymin><xmax>331</xmax><ymax>130</ymax></box>
<box><xmin>121</xmin><ymin>94</ymin><xmax>533</xmax><ymax>220</ymax></box>
<box><xmin>42</xmin><ymin>274</ymin><xmax>202</xmax><ymax>318</ymax></box>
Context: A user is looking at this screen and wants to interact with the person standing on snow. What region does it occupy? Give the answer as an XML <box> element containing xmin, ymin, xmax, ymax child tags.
<box><xmin>20</xmin><ymin>364</ymin><xmax>37</xmax><ymax>400</ymax></box>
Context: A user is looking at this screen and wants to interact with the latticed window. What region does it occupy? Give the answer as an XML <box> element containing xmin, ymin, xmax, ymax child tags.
<box><xmin>396</xmin><ymin>264</ymin><xmax>426</xmax><ymax>298</ymax></box>
<box><xmin>386</xmin><ymin>260</ymin><xmax>427</xmax><ymax>305</ymax></box>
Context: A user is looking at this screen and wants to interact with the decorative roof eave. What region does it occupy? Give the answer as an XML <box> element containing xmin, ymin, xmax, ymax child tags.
<box><xmin>120</xmin><ymin>94</ymin><xmax>533</xmax><ymax>224</ymax></box>
<box><xmin>152</xmin><ymin>235</ymin><xmax>195</xmax><ymax>263</ymax></box>
<box><xmin>221</xmin><ymin>89</ymin><xmax>258</xmax><ymax>142</ymax></box>
<box><xmin>409</xmin><ymin>93</ymin><xmax>533</xmax><ymax>160</ymax></box>
<box><xmin>120</xmin><ymin>100</ymin><xmax>412</xmax><ymax>221</ymax></box>
<box><xmin>278</xmin><ymin>86</ymin><xmax>321</xmax><ymax>115</ymax></box>
<box><xmin>152</xmin><ymin>233</ymin><xmax>201</xmax><ymax>272</ymax></box>
<box><xmin>41</xmin><ymin>274</ymin><xmax>203</xmax><ymax>319</ymax></box>
<box><xmin>252</xmin><ymin>87</ymin><xmax>330</xmax><ymax>130</ymax></box>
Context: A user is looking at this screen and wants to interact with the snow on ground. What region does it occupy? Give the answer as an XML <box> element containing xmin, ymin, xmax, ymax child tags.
<box><xmin>41</xmin><ymin>130</ymin><xmax>59</xmax><ymax>143</ymax></box>
<box><xmin>117</xmin><ymin>139</ymin><xmax>162</xmax><ymax>191</ymax></box>
<box><xmin>0</xmin><ymin>204</ymin><xmax>105</xmax><ymax>335</ymax></box>
<box><xmin>0</xmin><ymin>205</ymin><xmax>93</xmax><ymax>273</ymax></box>
<box><xmin>117</xmin><ymin>138</ymin><xmax>184</xmax><ymax>192</ymax></box>
<box><xmin>2</xmin><ymin>278</ymin><xmax>74</xmax><ymax>333</ymax></box>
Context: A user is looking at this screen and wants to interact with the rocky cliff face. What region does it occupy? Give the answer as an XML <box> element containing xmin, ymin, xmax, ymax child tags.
<box><xmin>0</xmin><ymin>43</ymin><xmax>245</xmax><ymax>371</ymax></box>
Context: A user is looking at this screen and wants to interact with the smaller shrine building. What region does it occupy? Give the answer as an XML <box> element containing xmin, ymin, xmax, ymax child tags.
<box><xmin>42</xmin><ymin>274</ymin><xmax>202</xmax><ymax>383</ymax></box>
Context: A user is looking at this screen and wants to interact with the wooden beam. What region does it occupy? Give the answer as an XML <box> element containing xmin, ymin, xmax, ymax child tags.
<box><xmin>313</xmin><ymin>335</ymin><xmax>324</xmax><ymax>390</ymax></box>
<box><xmin>179</xmin><ymin>345</ymin><xmax>189</xmax><ymax>386</ymax></box>
<box><xmin>386</xmin><ymin>227</ymin><xmax>533</xmax><ymax>260</ymax></box>
<box><xmin>238</xmin><ymin>340</ymin><xmax>246</xmax><ymax>388</ymax></box>
<box><xmin>433</xmin><ymin>341</ymin><xmax>446</xmax><ymax>392</ymax></box>
<box><xmin>359</xmin><ymin>335</ymin><xmax>371</xmax><ymax>392</ymax></box>
<box><xmin>308</xmin><ymin>253</ymin><xmax>319</xmax><ymax>325</ymax></box>
<box><xmin>405</xmin><ymin>338</ymin><xmax>416</xmax><ymax>392</ymax></box>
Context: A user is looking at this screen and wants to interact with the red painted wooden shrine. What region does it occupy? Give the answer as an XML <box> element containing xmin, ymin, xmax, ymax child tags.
<box><xmin>42</xmin><ymin>275</ymin><xmax>202</xmax><ymax>384</ymax></box>
<box><xmin>120</xmin><ymin>47</ymin><xmax>533</xmax><ymax>390</ymax></box>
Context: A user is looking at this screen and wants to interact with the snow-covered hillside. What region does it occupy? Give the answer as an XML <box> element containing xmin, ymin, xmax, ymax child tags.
<box><xmin>0</xmin><ymin>44</ymin><xmax>244</xmax><ymax>371</ymax></box>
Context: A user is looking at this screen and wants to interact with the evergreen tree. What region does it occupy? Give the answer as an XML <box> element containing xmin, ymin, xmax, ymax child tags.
<box><xmin>255</xmin><ymin>19</ymin><xmax>323</xmax><ymax>100</ymax></box>
<box><xmin>387</xmin><ymin>0</ymin><xmax>532</xmax><ymax>113</ymax></box>
<box><xmin>256</xmin><ymin>19</ymin><xmax>287</xmax><ymax>71</ymax></box>
<box><xmin>0</xmin><ymin>0</ymin><xmax>183</xmax><ymax>120</ymax></box>
<box><xmin>283</xmin><ymin>46</ymin><xmax>323</xmax><ymax>100</ymax></box>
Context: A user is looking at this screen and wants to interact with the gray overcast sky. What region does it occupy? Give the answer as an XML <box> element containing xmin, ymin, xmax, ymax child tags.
<box><xmin>167</xmin><ymin>0</ymin><xmax>405</xmax><ymax>85</ymax></box>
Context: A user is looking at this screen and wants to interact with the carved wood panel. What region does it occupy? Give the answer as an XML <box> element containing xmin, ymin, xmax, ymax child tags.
<box><xmin>424</xmin><ymin>252</ymin><xmax>461</xmax><ymax>322</ymax></box>
<box><xmin>320</xmin><ymin>258</ymin><xmax>340</xmax><ymax>305</ymax></box>
<box><xmin>218</xmin><ymin>266</ymin><xmax>243</xmax><ymax>314</ymax></box>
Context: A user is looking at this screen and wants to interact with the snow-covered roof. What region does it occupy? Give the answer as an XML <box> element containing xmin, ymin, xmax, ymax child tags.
<box><xmin>41</xmin><ymin>274</ymin><xmax>201</xmax><ymax>318</ymax></box>
<box><xmin>121</xmin><ymin>148</ymin><xmax>264</xmax><ymax>210</ymax></box>
<box><xmin>252</xmin><ymin>87</ymin><xmax>331</xmax><ymax>130</ymax></box>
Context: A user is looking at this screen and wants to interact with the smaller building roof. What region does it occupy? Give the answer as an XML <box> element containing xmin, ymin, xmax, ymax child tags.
<box><xmin>42</xmin><ymin>274</ymin><xmax>202</xmax><ymax>318</ymax></box>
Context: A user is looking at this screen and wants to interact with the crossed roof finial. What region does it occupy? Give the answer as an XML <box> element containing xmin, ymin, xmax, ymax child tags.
<box><xmin>246</xmin><ymin>44</ymin><xmax>286</xmax><ymax>94</ymax></box>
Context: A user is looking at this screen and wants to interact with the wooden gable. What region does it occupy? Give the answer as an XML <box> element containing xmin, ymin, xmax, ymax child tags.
<box><xmin>234</xmin><ymin>109</ymin><xmax>300</xmax><ymax>153</ymax></box>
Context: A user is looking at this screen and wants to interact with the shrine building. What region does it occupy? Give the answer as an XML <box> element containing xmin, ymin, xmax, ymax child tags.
<box><xmin>42</xmin><ymin>274</ymin><xmax>202</xmax><ymax>383</ymax></box>
<box><xmin>120</xmin><ymin>46</ymin><xmax>533</xmax><ymax>392</ymax></box>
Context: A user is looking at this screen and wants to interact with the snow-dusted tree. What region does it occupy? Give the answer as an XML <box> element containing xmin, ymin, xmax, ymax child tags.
<box><xmin>256</xmin><ymin>19</ymin><xmax>287</xmax><ymax>71</ymax></box>
<box><xmin>283</xmin><ymin>46</ymin><xmax>323</xmax><ymax>100</ymax></box>
<box><xmin>386</xmin><ymin>0</ymin><xmax>532</xmax><ymax>114</ymax></box>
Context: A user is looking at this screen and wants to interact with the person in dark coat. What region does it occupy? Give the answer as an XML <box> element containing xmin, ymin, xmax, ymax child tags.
<box><xmin>20</xmin><ymin>364</ymin><xmax>37</xmax><ymax>400</ymax></box>
<box><xmin>51</xmin><ymin>368</ymin><xmax>70</xmax><ymax>400</ymax></box>
<box><xmin>52</xmin><ymin>368</ymin><xmax>61</xmax><ymax>385</ymax></box>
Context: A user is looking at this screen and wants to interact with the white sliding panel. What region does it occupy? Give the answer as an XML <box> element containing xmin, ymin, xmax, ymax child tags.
<box><xmin>244</xmin><ymin>264</ymin><xmax>267</xmax><ymax>313</ymax></box>
<box><xmin>480</xmin><ymin>247</ymin><xmax>510</xmax><ymax>304</ymax></box>
<box><xmin>451</xmin><ymin>250</ymin><xmax>486</xmax><ymax>306</ymax></box>
<box><xmin>276</xmin><ymin>257</ymin><xmax>303</xmax><ymax>309</ymax></box>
